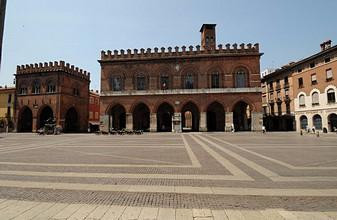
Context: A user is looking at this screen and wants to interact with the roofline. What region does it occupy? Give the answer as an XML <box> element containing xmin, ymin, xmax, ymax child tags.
<box><xmin>262</xmin><ymin>44</ymin><xmax>337</xmax><ymax>80</ymax></box>
<box><xmin>199</xmin><ymin>24</ymin><xmax>216</xmax><ymax>32</ymax></box>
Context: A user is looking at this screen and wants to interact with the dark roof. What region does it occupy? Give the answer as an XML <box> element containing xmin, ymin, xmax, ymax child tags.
<box><xmin>263</xmin><ymin>44</ymin><xmax>337</xmax><ymax>80</ymax></box>
<box><xmin>200</xmin><ymin>24</ymin><xmax>216</xmax><ymax>32</ymax></box>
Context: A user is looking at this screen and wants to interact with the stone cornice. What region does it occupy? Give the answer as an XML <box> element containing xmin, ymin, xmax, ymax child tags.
<box><xmin>101</xmin><ymin>87</ymin><xmax>262</xmax><ymax>97</ymax></box>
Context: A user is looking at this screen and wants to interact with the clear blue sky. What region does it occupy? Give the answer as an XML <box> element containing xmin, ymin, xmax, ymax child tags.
<box><xmin>1</xmin><ymin>0</ymin><xmax>336</xmax><ymax>90</ymax></box>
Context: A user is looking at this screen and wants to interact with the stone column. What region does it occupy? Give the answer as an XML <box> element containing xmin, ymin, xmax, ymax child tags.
<box><xmin>251</xmin><ymin>112</ymin><xmax>263</xmax><ymax>131</ymax></box>
<box><xmin>150</xmin><ymin>113</ymin><xmax>157</xmax><ymax>132</ymax></box>
<box><xmin>32</xmin><ymin>117</ymin><xmax>37</xmax><ymax>132</ymax></box>
<box><xmin>126</xmin><ymin>113</ymin><xmax>133</xmax><ymax>130</ymax></box>
<box><xmin>199</xmin><ymin>112</ymin><xmax>207</xmax><ymax>132</ymax></box>
<box><xmin>172</xmin><ymin>112</ymin><xmax>182</xmax><ymax>133</ymax></box>
<box><xmin>225</xmin><ymin>112</ymin><xmax>233</xmax><ymax>132</ymax></box>
<box><xmin>100</xmin><ymin>115</ymin><xmax>109</xmax><ymax>133</ymax></box>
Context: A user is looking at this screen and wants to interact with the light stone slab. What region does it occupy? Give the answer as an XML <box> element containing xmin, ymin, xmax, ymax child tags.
<box><xmin>12</xmin><ymin>202</ymin><xmax>55</xmax><ymax>220</ymax></box>
<box><xmin>51</xmin><ymin>203</ymin><xmax>84</xmax><ymax>219</ymax></box>
<box><xmin>0</xmin><ymin>201</ymin><xmax>38</xmax><ymax>219</ymax></box>
<box><xmin>211</xmin><ymin>210</ymin><xmax>228</xmax><ymax>220</ymax></box>
<box><xmin>84</xmin><ymin>205</ymin><xmax>110</xmax><ymax>220</ymax></box>
<box><xmin>68</xmin><ymin>204</ymin><xmax>97</xmax><ymax>220</ymax></box>
<box><xmin>176</xmin><ymin>208</ymin><xmax>193</xmax><ymax>220</ymax></box>
<box><xmin>138</xmin><ymin>207</ymin><xmax>159</xmax><ymax>220</ymax></box>
<box><xmin>157</xmin><ymin>208</ymin><xmax>176</xmax><ymax>220</ymax></box>
<box><xmin>224</xmin><ymin>209</ymin><xmax>245</xmax><ymax>220</ymax></box>
<box><xmin>100</xmin><ymin>205</ymin><xmax>126</xmax><ymax>220</ymax></box>
<box><xmin>240</xmin><ymin>210</ymin><xmax>268</xmax><ymax>220</ymax></box>
<box><xmin>120</xmin><ymin>206</ymin><xmax>142</xmax><ymax>220</ymax></box>
<box><xmin>31</xmin><ymin>203</ymin><xmax>69</xmax><ymax>220</ymax></box>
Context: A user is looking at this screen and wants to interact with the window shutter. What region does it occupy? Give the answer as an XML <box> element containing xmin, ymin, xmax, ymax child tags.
<box><xmin>326</xmin><ymin>69</ymin><xmax>333</xmax><ymax>79</ymax></box>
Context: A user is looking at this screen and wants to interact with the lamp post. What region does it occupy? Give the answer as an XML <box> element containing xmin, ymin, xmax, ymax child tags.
<box><xmin>0</xmin><ymin>0</ymin><xmax>6</xmax><ymax>72</ymax></box>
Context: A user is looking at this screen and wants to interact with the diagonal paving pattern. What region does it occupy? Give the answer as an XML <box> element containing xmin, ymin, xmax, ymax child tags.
<box><xmin>0</xmin><ymin>132</ymin><xmax>337</xmax><ymax>219</ymax></box>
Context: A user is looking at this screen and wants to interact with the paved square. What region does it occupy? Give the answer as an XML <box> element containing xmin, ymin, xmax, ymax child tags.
<box><xmin>0</xmin><ymin>132</ymin><xmax>337</xmax><ymax>219</ymax></box>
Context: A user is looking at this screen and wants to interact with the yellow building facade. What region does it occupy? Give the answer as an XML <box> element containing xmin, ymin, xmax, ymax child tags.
<box><xmin>0</xmin><ymin>86</ymin><xmax>15</xmax><ymax>131</ymax></box>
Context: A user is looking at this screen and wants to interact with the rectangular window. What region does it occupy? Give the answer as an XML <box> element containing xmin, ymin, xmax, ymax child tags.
<box><xmin>298</xmin><ymin>78</ymin><xmax>304</xmax><ymax>88</ymax></box>
<box><xmin>136</xmin><ymin>76</ymin><xmax>146</xmax><ymax>90</ymax></box>
<box><xmin>311</xmin><ymin>74</ymin><xmax>317</xmax><ymax>85</ymax></box>
<box><xmin>326</xmin><ymin>68</ymin><xmax>333</xmax><ymax>80</ymax></box>
<box><xmin>160</xmin><ymin>76</ymin><xmax>169</xmax><ymax>90</ymax></box>
<box><xmin>286</xmin><ymin>102</ymin><xmax>291</xmax><ymax>114</ymax></box>
<box><xmin>269</xmin><ymin>82</ymin><xmax>274</xmax><ymax>91</ymax></box>
<box><xmin>310</xmin><ymin>62</ymin><xmax>315</xmax><ymax>68</ymax></box>
<box><xmin>276</xmin><ymin>79</ymin><xmax>280</xmax><ymax>90</ymax></box>
<box><xmin>89</xmin><ymin>97</ymin><xmax>94</xmax><ymax>104</ymax></box>
<box><xmin>270</xmin><ymin>103</ymin><xmax>275</xmax><ymax>115</ymax></box>
<box><xmin>277</xmin><ymin>103</ymin><xmax>282</xmax><ymax>116</ymax></box>
<box><xmin>89</xmin><ymin>111</ymin><xmax>93</xmax><ymax>120</ymax></box>
<box><xmin>95</xmin><ymin>112</ymin><xmax>99</xmax><ymax>120</ymax></box>
<box><xmin>211</xmin><ymin>73</ymin><xmax>220</xmax><ymax>88</ymax></box>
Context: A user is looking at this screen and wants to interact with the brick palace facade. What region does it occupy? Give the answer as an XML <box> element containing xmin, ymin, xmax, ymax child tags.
<box><xmin>15</xmin><ymin>61</ymin><xmax>90</xmax><ymax>132</ymax></box>
<box><xmin>99</xmin><ymin>24</ymin><xmax>263</xmax><ymax>132</ymax></box>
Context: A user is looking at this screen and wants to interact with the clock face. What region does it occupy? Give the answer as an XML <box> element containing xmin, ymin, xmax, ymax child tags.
<box><xmin>175</xmin><ymin>65</ymin><xmax>180</xmax><ymax>71</ymax></box>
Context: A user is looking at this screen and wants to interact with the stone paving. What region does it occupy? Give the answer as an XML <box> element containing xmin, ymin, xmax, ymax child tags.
<box><xmin>0</xmin><ymin>132</ymin><xmax>336</xmax><ymax>219</ymax></box>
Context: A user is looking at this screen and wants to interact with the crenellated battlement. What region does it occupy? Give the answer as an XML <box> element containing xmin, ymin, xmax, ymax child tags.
<box><xmin>16</xmin><ymin>61</ymin><xmax>90</xmax><ymax>81</ymax></box>
<box><xmin>100</xmin><ymin>43</ymin><xmax>260</xmax><ymax>61</ymax></box>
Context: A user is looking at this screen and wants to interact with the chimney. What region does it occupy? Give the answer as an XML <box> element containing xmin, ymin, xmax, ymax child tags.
<box><xmin>320</xmin><ymin>40</ymin><xmax>332</xmax><ymax>51</ymax></box>
<box><xmin>200</xmin><ymin>24</ymin><xmax>216</xmax><ymax>50</ymax></box>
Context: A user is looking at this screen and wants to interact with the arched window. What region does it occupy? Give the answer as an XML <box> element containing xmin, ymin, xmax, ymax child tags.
<box><xmin>19</xmin><ymin>83</ymin><xmax>28</xmax><ymax>95</ymax></box>
<box><xmin>160</xmin><ymin>74</ymin><xmax>169</xmax><ymax>90</ymax></box>
<box><xmin>313</xmin><ymin>114</ymin><xmax>322</xmax><ymax>130</ymax></box>
<box><xmin>184</xmin><ymin>73</ymin><xmax>194</xmax><ymax>89</ymax></box>
<box><xmin>32</xmin><ymin>80</ymin><xmax>40</xmax><ymax>94</ymax></box>
<box><xmin>72</xmin><ymin>84</ymin><xmax>80</xmax><ymax>96</ymax></box>
<box><xmin>136</xmin><ymin>74</ymin><xmax>147</xmax><ymax>90</ymax></box>
<box><xmin>46</xmin><ymin>81</ymin><xmax>56</xmax><ymax>93</ymax></box>
<box><xmin>235</xmin><ymin>69</ymin><xmax>247</xmax><ymax>88</ymax></box>
<box><xmin>327</xmin><ymin>88</ymin><xmax>336</xmax><ymax>103</ymax></box>
<box><xmin>300</xmin><ymin>115</ymin><xmax>308</xmax><ymax>129</ymax></box>
<box><xmin>299</xmin><ymin>94</ymin><xmax>305</xmax><ymax>107</ymax></box>
<box><xmin>111</xmin><ymin>75</ymin><xmax>123</xmax><ymax>91</ymax></box>
<box><xmin>210</xmin><ymin>72</ymin><xmax>220</xmax><ymax>88</ymax></box>
<box><xmin>312</xmin><ymin>92</ymin><xmax>319</xmax><ymax>106</ymax></box>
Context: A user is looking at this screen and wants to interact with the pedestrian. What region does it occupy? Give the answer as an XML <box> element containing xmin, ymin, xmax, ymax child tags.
<box><xmin>262</xmin><ymin>125</ymin><xmax>266</xmax><ymax>134</ymax></box>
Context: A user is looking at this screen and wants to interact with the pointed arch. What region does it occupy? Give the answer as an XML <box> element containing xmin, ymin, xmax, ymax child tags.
<box><xmin>207</xmin><ymin>101</ymin><xmax>225</xmax><ymax>131</ymax></box>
